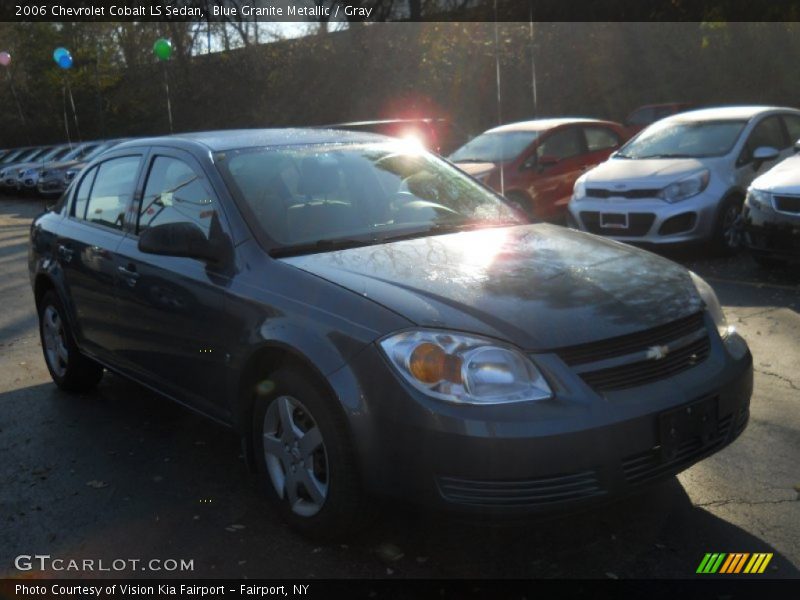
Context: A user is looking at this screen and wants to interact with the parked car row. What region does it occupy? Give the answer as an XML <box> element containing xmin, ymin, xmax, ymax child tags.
<box><xmin>0</xmin><ymin>139</ymin><xmax>125</xmax><ymax>198</ymax></box>
<box><xmin>445</xmin><ymin>105</ymin><xmax>800</xmax><ymax>267</ymax></box>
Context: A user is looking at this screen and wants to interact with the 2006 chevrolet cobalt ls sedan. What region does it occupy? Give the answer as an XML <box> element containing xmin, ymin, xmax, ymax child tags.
<box><xmin>29</xmin><ymin>130</ymin><xmax>753</xmax><ymax>538</ymax></box>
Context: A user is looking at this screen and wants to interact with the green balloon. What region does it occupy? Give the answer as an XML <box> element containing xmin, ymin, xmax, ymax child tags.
<box><xmin>153</xmin><ymin>38</ymin><xmax>172</xmax><ymax>61</ymax></box>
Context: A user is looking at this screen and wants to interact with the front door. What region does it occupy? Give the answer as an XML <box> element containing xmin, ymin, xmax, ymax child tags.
<box><xmin>113</xmin><ymin>150</ymin><xmax>233</xmax><ymax>419</ymax></box>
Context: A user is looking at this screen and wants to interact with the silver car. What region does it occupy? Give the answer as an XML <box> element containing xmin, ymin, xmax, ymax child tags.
<box><xmin>568</xmin><ymin>106</ymin><xmax>800</xmax><ymax>252</ymax></box>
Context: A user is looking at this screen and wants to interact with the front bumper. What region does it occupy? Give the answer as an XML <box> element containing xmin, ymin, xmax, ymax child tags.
<box><xmin>568</xmin><ymin>190</ymin><xmax>723</xmax><ymax>245</ymax></box>
<box><xmin>743</xmin><ymin>201</ymin><xmax>800</xmax><ymax>261</ymax></box>
<box><xmin>334</xmin><ymin>326</ymin><xmax>752</xmax><ymax>515</ymax></box>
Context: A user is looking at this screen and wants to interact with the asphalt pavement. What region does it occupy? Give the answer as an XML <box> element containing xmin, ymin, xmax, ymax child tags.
<box><xmin>1</xmin><ymin>195</ymin><xmax>798</xmax><ymax>579</ymax></box>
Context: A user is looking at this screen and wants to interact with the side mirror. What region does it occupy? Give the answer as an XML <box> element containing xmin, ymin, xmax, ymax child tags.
<box><xmin>794</xmin><ymin>140</ymin><xmax>800</xmax><ymax>154</ymax></box>
<box><xmin>752</xmin><ymin>146</ymin><xmax>780</xmax><ymax>171</ymax></box>
<box><xmin>138</xmin><ymin>222</ymin><xmax>224</xmax><ymax>263</ymax></box>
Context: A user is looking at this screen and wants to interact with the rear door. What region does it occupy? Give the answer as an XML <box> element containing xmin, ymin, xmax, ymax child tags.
<box><xmin>55</xmin><ymin>153</ymin><xmax>143</xmax><ymax>358</ymax></box>
<box><xmin>113</xmin><ymin>148</ymin><xmax>232</xmax><ymax>419</ymax></box>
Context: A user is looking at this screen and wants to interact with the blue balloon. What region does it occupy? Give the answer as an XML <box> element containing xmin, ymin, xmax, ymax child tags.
<box><xmin>53</xmin><ymin>47</ymin><xmax>69</xmax><ymax>63</ymax></box>
<box><xmin>57</xmin><ymin>53</ymin><xmax>73</xmax><ymax>70</ymax></box>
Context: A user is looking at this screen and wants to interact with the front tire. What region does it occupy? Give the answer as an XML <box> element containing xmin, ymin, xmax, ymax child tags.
<box><xmin>38</xmin><ymin>290</ymin><xmax>103</xmax><ymax>392</ymax></box>
<box><xmin>712</xmin><ymin>196</ymin><xmax>744</xmax><ymax>256</ymax></box>
<box><xmin>251</xmin><ymin>367</ymin><xmax>368</xmax><ymax>539</ymax></box>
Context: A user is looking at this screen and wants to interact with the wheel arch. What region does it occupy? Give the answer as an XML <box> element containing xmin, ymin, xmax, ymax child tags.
<box><xmin>234</xmin><ymin>342</ymin><xmax>358</xmax><ymax>472</ymax></box>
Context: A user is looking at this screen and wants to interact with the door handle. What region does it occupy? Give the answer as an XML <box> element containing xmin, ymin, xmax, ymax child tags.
<box><xmin>118</xmin><ymin>265</ymin><xmax>140</xmax><ymax>287</ymax></box>
<box><xmin>57</xmin><ymin>244</ymin><xmax>74</xmax><ymax>263</ymax></box>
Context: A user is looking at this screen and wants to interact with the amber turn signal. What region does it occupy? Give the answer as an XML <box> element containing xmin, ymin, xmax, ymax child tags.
<box><xmin>408</xmin><ymin>343</ymin><xmax>462</xmax><ymax>384</ymax></box>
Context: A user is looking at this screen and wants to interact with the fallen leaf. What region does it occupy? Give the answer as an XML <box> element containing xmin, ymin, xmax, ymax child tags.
<box><xmin>376</xmin><ymin>542</ymin><xmax>404</xmax><ymax>562</ymax></box>
<box><xmin>86</xmin><ymin>480</ymin><xmax>108</xmax><ymax>489</ymax></box>
<box><xmin>606</xmin><ymin>572</ymin><xmax>619</xmax><ymax>579</ymax></box>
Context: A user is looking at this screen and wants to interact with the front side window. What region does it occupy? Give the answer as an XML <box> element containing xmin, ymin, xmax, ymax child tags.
<box><xmin>85</xmin><ymin>156</ymin><xmax>141</xmax><ymax>230</ymax></box>
<box><xmin>218</xmin><ymin>143</ymin><xmax>521</xmax><ymax>251</ymax></box>
<box><xmin>537</xmin><ymin>127</ymin><xmax>583</xmax><ymax>160</ymax></box>
<box><xmin>138</xmin><ymin>156</ymin><xmax>216</xmax><ymax>238</ymax></box>
<box><xmin>616</xmin><ymin>119</ymin><xmax>747</xmax><ymax>159</ymax></box>
<box><xmin>739</xmin><ymin>116</ymin><xmax>788</xmax><ymax>166</ymax></box>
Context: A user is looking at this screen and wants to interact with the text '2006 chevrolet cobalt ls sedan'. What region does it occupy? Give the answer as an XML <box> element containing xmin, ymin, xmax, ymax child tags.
<box><xmin>29</xmin><ymin>130</ymin><xmax>753</xmax><ymax>538</ymax></box>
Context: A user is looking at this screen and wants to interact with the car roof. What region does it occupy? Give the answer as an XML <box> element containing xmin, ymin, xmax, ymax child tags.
<box><xmin>327</xmin><ymin>118</ymin><xmax>448</xmax><ymax>127</ymax></box>
<box><xmin>485</xmin><ymin>118</ymin><xmax>618</xmax><ymax>133</ymax></box>
<box><xmin>666</xmin><ymin>105</ymin><xmax>800</xmax><ymax>122</ymax></box>
<box><xmin>113</xmin><ymin>129</ymin><xmax>390</xmax><ymax>153</ymax></box>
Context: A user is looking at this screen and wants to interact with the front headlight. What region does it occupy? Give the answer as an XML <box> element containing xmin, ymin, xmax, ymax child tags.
<box><xmin>660</xmin><ymin>170</ymin><xmax>710</xmax><ymax>203</ymax></box>
<box><xmin>690</xmin><ymin>271</ymin><xmax>748</xmax><ymax>359</ymax></box>
<box><xmin>746</xmin><ymin>187</ymin><xmax>771</xmax><ymax>212</ymax></box>
<box><xmin>379</xmin><ymin>329</ymin><xmax>553</xmax><ymax>405</ymax></box>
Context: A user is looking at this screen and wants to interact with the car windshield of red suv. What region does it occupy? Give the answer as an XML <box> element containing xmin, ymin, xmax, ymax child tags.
<box><xmin>617</xmin><ymin>119</ymin><xmax>747</xmax><ymax>159</ymax></box>
<box><xmin>449</xmin><ymin>131</ymin><xmax>539</xmax><ymax>163</ymax></box>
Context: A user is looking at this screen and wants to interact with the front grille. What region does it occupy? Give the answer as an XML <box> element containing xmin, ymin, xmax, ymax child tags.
<box><xmin>586</xmin><ymin>188</ymin><xmax>660</xmax><ymax>199</ymax></box>
<box><xmin>579</xmin><ymin>336</ymin><xmax>710</xmax><ymax>392</ymax></box>
<box><xmin>437</xmin><ymin>469</ymin><xmax>605</xmax><ymax>507</ymax></box>
<box><xmin>773</xmin><ymin>195</ymin><xmax>800</xmax><ymax>214</ymax></box>
<box><xmin>622</xmin><ymin>413</ymin><xmax>732</xmax><ymax>485</ymax></box>
<box><xmin>553</xmin><ymin>312</ymin><xmax>711</xmax><ymax>393</ymax></box>
<box><xmin>556</xmin><ymin>312</ymin><xmax>706</xmax><ymax>366</ymax></box>
<box><xmin>580</xmin><ymin>211</ymin><xmax>655</xmax><ymax>236</ymax></box>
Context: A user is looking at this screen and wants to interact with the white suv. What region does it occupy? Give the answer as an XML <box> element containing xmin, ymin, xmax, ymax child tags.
<box><xmin>569</xmin><ymin>106</ymin><xmax>800</xmax><ymax>252</ymax></box>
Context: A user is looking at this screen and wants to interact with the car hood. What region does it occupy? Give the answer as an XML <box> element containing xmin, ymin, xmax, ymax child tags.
<box><xmin>454</xmin><ymin>162</ymin><xmax>497</xmax><ymax>177</ymax></box>
<box><xmin>751</xmin><ymin>154</ymin><xmax>800</xmax><ymax>193</ymax></box>
<box><xmin>584</xmin><ymin>157</ymin><xmax>709</xmax><ymax>188</ymax></box>
<box><xmin>281</xmin><ymin>224</ymin><xmax>703</xmax><ymax>350</ymax></box>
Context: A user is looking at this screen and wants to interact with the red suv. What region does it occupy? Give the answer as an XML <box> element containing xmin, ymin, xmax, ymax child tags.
<box><xmin>450</xmin><ymin>118</ymin><xmax>627</xmax><ymax>221</ymax></box>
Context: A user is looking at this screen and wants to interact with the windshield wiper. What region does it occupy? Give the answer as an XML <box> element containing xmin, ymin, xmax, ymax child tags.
<box><xmin>379</xmin><ymin>220</ymin><xmax>516</xmax><ymax>243</ymax></box>
<box><xmin>451</xmin><ymin>158</ymin><xmax>493</xmax><ymax>163</ymax></box>
<box><xmin>270</xmin><ymin>237</ymin><xmax>378</xmax><ymax>258</ymax></box>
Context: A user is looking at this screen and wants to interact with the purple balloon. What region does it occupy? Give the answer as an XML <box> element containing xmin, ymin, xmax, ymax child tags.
<box><xmin>0</xmin><ymin>51</ymin><xmax>10</xmax><ymax>67</ymax></box>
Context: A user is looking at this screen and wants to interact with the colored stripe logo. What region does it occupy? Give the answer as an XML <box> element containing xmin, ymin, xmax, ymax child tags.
<box><xmin>696</xmin><ymin>552</ymin><xmax>773</xmax><ymax>574</ymax></box>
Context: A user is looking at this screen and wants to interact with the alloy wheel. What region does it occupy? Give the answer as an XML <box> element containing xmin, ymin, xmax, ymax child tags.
<box><xmin>262</xmin><ymin>395</ymin><xmax>329</xmax><ymax>517</ymax></box>
<box><xmin>722</xmin><ymin>204</ymin><xmax>743</xmax><ymax>250</ymax></box>
<box><xmin>42</xmin><ymin>305</ymin><xmax>68</xmax><ymax>378</ymax></box>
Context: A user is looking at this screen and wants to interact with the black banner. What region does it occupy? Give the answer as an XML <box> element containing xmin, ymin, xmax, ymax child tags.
<box><xmin>2</xmin><ymin>0</ymin><xmax>800</xmax><ymax>23</ymax></box>
<box><xmin>1</xmin><ymin>579</ymin><xmax>799</xmax><ymax>600</ymax></box>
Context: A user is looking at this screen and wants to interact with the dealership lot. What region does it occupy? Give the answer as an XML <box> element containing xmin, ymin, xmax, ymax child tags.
<box><xmin>1</xmin><ymin>195</ymin><xmax>797</xmax><ymax>579</ymax></box>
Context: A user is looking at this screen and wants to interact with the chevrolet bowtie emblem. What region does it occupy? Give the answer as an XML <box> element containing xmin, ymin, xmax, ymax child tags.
<box><xmin>646</xmin><ymin>345</ymin><xmax>670</xmax><ymax>360</ymax></box>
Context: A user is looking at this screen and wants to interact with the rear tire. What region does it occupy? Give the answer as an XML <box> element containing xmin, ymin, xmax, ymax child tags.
<box><xmin>251</xmin><ymin>366</ymin><xmax>369</xmax><ymax>540</ymax></box>
<box><xmin>38</xmin><ymin>290</ymin><xmax>103</xmax><ymax>392</ymax></box>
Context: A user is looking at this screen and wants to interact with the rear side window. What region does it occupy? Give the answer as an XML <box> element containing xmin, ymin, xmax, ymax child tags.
<box><xmin>584</xmin><ymin>127</ymin><xmax>621</xmax><ymax>152</ymax></box>
<box><xmin>72</xmin><ymin>167</ymin><xmax>97</xmax><ymax>219</ymax></box>
<box><xmin>85</xmin><ymin>156</ymin><xmax>141</xmax><ymax>230</ymax></box>
<box><xmin>537</xmin><ymin>128</ymin><xmax>584</xmax><ymax>160</ymax></box>
<box><xmin>138</xmin><ymin>156</ymin><xmax>216</xmax><ymax>239</ymax></box>
<box><xmin>782</xmin><ymin>114</ymin><xmax>800</xmax><ymax>145</ymax></box>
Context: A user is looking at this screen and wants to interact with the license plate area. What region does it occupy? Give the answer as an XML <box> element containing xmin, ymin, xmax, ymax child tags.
<box><xmin>600</xmin><ymin>212</ymin><xmax>628</xmax><ymax>229</ymax></box>
<box><xmin>658</xmin><ymin>396</ymin><xmax>719</xmax><ymax>461</ymax></box>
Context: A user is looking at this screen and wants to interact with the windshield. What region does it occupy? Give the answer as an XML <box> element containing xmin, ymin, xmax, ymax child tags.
<box><xmin>217</xmin><ymin>143</ymin><xmax>521</xmax><ymax>254</ymax></box>
<box><xmin>617</xmin><ymin>119</ymin><xmax>747</xmax><ymax>159</ymax></box>
<box><xmin>449</xmin><ymin>131</ymin><xmax>539</xmax><ymax>163</ymax></box>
